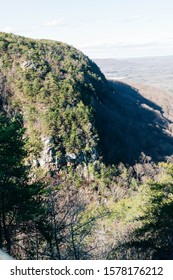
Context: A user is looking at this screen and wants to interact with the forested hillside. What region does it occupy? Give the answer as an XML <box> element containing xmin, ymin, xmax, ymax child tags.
<box><xmin>1</xmin><ymin>32</ymin><xmax>173</xmax><ymax>260</ymax></box>
<box><xmin>0</xmin><ymin>32</ymin><xmax>110</xmax><ymax>169</ymax></box>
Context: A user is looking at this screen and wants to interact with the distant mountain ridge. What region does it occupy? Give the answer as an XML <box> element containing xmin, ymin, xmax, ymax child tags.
<box><xmin>94</xmin><ymin>56</ymin><xmax>173</xmax><ymax>94</ymax></box>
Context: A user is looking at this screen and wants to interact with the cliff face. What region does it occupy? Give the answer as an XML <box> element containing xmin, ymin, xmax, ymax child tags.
<box><xmin>1</xmin><ymin>32</ymin><xmax>173</xmax><ymax>168</ymax></box>
<box><xmin>0</xmin><ymin>32</ymin><xmax>109</xmax><ymax>169</ymax></box>
<box><xmin>96</xmin><ymin>80</ymin><xmax>173</xmax><ymax>165</ymax></box>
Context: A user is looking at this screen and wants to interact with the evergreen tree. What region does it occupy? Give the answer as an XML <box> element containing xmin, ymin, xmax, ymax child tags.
<box><xmin>110</xmin><ymin>163</ymin><xmax>173</xmax><ymax>260</ymax></box>
<box><xmin>0</xmin><ymin>113</ymin><xmax>43</xmax><ymax>257</ymax></box>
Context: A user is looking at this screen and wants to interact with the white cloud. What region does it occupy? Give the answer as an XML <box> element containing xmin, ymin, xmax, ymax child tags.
<box><xmin>114</xmin><ymin>15</ymin><xmax>142</xmax><ymax>23</ymax></box>
<box><xmin>44</xmin><ymin>19</ymin><xmax>66</xmax><ymax>27</ymax></box>
<box><xmin>0</xmin><ymin>25</ymin><xmax>38</xmax><ymax>34</ymax></box>
<box><xmin>81</xmin><ymin>37</ymin><xmax>173</xmax><ymax>51</ymax></box>
<box><xmin>125</xmin><ymin>15</ymin><xmax>141</xmax><ymax>21</ymax></box>
<box><xmin>1</xmin><ymin>26</ymin><xmax>14</xmax><ymax>33</ymax></box>
<box><xmin>79</xmin><ymin>38</ymin><xmax>173</xmax><ymax>58</ymax></box>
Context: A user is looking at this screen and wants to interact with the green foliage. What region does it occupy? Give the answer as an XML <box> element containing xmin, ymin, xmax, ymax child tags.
<box><xmin>133</xmin><ymin>164</ymin><xmax>173</xmax><ymax>259</ymax></box>
<box><xmin>109</xmin><ymin>163</ymin><xmax>173</xmax><ymax>260</ymax></box>
<box><xmin>1</xmin><ymin>32</ymin><xmax>173</xmax><ymax>260</ymax></box>
<box><xmin>0</xmin><ymin>32</ymin><xmax>108</xmax><ymax>161</ymax></box>
<box><xmin>0</xmin><ymin>113</ymin><xmax>44</xmax><ymax>255</ymax></box>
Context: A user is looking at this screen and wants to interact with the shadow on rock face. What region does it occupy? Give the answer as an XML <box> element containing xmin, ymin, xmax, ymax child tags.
<box><xmin>95</xmin><ymin>80</ymin><xmax>173</xmax><ymax>165</ymax></box>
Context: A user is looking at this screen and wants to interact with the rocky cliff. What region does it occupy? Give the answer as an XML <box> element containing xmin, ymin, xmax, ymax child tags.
<box><xmin>1</xmin><ymin>32</ymin><xmax>173</xmax><ymax>167</ymax></box>
<box><xmin>0</xmin><ymin>32</ymin><xmax>109</xmax><ymax>169</ymax></box>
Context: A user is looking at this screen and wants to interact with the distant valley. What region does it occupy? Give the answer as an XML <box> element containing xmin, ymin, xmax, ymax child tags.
<box><xmin>94</xmin><ymin>56</ymin><xmax>173</xmax><ymax>95</ymax></box>
<box><xmin>94</xmin><ymin>55</ymin><xmax>173</xmax><ymax>164</ymax></box>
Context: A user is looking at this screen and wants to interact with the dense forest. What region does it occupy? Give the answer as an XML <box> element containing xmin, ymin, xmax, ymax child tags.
<box><xmin>1</xmin><ymin>32</ymin><xmax>173</xmax><ymax>259</ymax></box>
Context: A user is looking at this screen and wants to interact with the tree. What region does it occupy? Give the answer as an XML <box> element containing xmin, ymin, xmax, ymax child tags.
<box><xmin>41</xmin><ymin>170</ymin><xmax>108</xmax><ymax>260</ymax></box>
<box><xmin>132</xmin><ymin>164</ymin><xmax>173</xmax><ymax>260</ymax></box>
<box><xmin>110</xmin><ymin>163</ymin><xmax>173</xmax><ymax>260</ymax></box>
<box><xmin>0</xmin><ymin>113</ymin><xmax>43</xmax><ymax>257</ymax></box>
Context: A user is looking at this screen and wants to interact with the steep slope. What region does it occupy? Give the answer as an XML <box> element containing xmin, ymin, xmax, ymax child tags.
<box><xmin>95</xmin><ymin>80</ymin><xmax>173</xmax><ymax>164</ymax></box>
<box><xmin>0</xmin><ymin>32</ymin><xmax>109</xmax><ymax>169</ymax></box>
<box><xmin>125</xmin><ymin>82</ymin><xmax>173</xmax><ymax>123</ymax></box>
<box><xmin>1</xmin><ymin>32</ymin><xmax>173</xmax><ymax>168</ymax></box>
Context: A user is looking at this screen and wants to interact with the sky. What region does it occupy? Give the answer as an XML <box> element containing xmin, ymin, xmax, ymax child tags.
<box><xmin>0</xmin><ymin>0</ymin><xmax>173</xmax><ymax>59</ymax></box>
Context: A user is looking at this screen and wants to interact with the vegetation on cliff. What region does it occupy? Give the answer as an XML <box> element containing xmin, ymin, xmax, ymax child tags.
<box><xmin>1</xmin><ymin>32</ymin><xmax>173</xmax><ymax>259</ymax></box>
<box><xmin>0</xmin><ymin>32</ymin><xmax>109</xmax><ymax>167</ymax></box>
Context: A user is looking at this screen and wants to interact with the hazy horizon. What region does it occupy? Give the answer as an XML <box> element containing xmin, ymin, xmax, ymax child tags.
<box><xmin>93</xmin><ymin>54</ymin><xmax>173</xmax><ymax>60</ymax></box>
<box><xmin>1</xmin><ymin>0</ymin><xmax>173</xmax><ymax>59</ymax></box>
<box><xmin>94</xmin><ymin>55</ymin><xmax>173</xmax><ymax>94</ymax></box>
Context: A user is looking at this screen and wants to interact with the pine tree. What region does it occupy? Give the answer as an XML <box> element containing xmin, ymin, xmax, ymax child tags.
<box><xmin>0</xmin><ymin>113</ymin><xmax>43</xmax><ymax>257</ymax></box>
